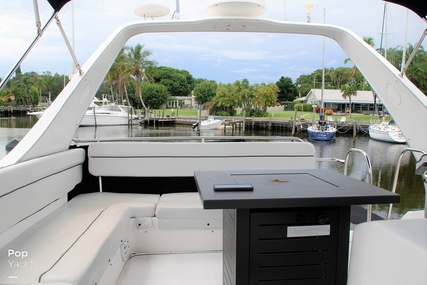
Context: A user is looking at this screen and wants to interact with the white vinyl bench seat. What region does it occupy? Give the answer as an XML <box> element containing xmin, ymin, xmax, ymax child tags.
<box><xmin>0</xmin><ymin>192</ymin><xmax>160</xmax><ymax>285</ymax></box>
<box><xmin>0</xmin><ymin>140</ymin><xmax>316</xmax><ymax>284</ymax></box>
<box><xmin>87</xmin><ymin>141</ymin><xmax>315</xmax><ymax>231</ymax></box>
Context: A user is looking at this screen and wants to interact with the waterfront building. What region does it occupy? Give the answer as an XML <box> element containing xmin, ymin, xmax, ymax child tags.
<box><xmin>305</xmin><ymin>89</ymin><xmax>384</xmax><ymax>114</ymax></box>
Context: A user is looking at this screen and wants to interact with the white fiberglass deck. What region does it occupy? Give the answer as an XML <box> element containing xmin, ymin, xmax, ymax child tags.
<box><xmin>116</xmin><ymin>252</ymin><xmax>222</xmax><ymax>285</ymax></box>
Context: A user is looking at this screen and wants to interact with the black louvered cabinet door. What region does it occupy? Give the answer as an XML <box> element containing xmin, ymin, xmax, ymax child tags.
<box><xmin>223</xmin><ymin>207</ymin><xmax>350</xmax><ymax>285</ymax></box>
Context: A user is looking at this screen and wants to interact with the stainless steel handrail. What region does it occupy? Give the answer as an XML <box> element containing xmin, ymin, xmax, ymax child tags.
<box><xmin>344</xmin><ymin>148</ymin><xmax>373</xmax><ymax>222</ymax></box>
<box><xmin>316</xmin><ymin>157</ymin><xmax>345</xmax><ymax>164</ymax></box>
<box><xmin>387</xmin><ymin>148</ymin><xmax>427</xmax><ymax>220</ymax></box>
<box><xmin>72</xmin><ymin>135</ymin><xmax>304</xmax><ymax>145</ymax></box>
<box><xmin>317</xmin><ymin>148</ymin><xmax>373</xmax><ymax>222</ymax></box>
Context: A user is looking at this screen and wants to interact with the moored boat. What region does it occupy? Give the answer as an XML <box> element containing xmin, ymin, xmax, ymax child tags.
<box><xmin>307</xmin><ymin>121</ymin><xmax>337</xmax><ymax>141</ymax></box>
<box><xmin>80</xmin><ymin>104</ymin><xmax>139</xmax><ymax>126</ymax></box>
<box><xmin>27</xmin><ymin>111</ymin><xmax>44</xmax><ymax>119</ymax></box>
<box><xmin>369</xmin><ymin>120</ymin><xmax>407</xmax><ymax>143</ymax></box>
<box><xmin>306</xmin><ymin>22</ymin><xmax>336</xmax><ymax>141</ymax></box>
<box><xmin>27</xmin><ymin>101</ymin><xmax>139</xmax><ymax>126</ymax></box>
<box><xmin>192</xmin><ymin>117</ymin><xmax>224</xmax><ymax>130</ymax></box>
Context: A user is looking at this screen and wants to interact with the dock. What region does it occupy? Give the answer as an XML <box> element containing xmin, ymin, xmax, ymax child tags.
<box><xmin>222</xmin><ymin>120</ymin><xmax>244</xmax><ymax>131</ymax></box>
<box><xmin>141</xmin><ymin>117</ymin><xmax>176</xmax><ymax>126</ymax></box>
<box><xmin>173</xmin><ymin>116</ymin><xmax>369</xmax><ymax>135</ymax></box>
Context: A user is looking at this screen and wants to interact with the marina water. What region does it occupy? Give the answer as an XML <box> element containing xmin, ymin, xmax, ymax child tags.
<box><xmin>1</xmin><ymin>115</ymin><xmax>424</xmax><ymax>219</ymax></box>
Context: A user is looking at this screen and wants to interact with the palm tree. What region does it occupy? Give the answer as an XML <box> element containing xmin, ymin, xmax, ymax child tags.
<box><xmin>125</xmin><ymin>44</ymin><xmax>156</xmax><ymax>115</ymax></box>
<box><xmin>363</xmin><ymin>37</ymin><xmax>375</xmax><ymax>48</ymax></box>
<box><xmin>344</xmin><ymin>36</ymin><xmax>375</xmax><ymax>85</ymax></box>
<box><xmin>212</xmin><ymin>83</ymin><xmax>239</xmax><ymax>114</ymax></box>
<box><xmin>341</xmin><ymin>83</ymin><xmax>357</xmax><ymax>118</ymax></box>
<box><xmin>41</xmin><ymin>72</ymin><xmax>57</xmax><ymax>103</ymax></box>
<box><xmin>105</xmin><ymin>59</ymin><xmax>118</xmax><ymax>103</ymax></box>
<box><xmin>405</xmin><ymin>45</ymin><xmax>427</xmax><ymax>94</ymax></box>
<box><xmin>106</xmin><ymin>48</ymin><xmax>132</xmax><ymax>105</ymax></box>
<box><xmin>233</xmin><ymin>79</ymin><xmax>254</xmax><ymax>113</ymax></box>
<box><xmin>330</xmin><ymin>67</ymin><xmax>348</xmax><ymax>89</ymax></box>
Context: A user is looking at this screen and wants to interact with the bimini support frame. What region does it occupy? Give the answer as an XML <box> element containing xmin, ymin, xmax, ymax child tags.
<box><xmin>0</xmin><ymin>0</ymin><xmax>82</xmax><ymax>92</ymax></box>
<box><xmin>0</xmin><ymin>6</ymin><xmax>55</xmax><ymax>92</ymax></box>
<box><xmin>33</xmin><ymin>0</ymin><xmax>42</xmax><ymax>34</ymax></box>
<box><xmin>400</xmin><ymin>26</ymin><xmax>427</xmax><ymax>76</ymax></box>
<box><xmin>54</xmin><ymin>13</ymin><xmax>83</xmax><ymax>76</ymax></box>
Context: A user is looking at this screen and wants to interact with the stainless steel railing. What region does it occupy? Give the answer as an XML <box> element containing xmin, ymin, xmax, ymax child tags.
<box><xmin>317</xmin><ymin>148</ymin><xmax>373</xmax><ymax>222</ymax></box>
<box><xmin>344</xmin><ymin>148</ymin><xmax>373</xmax><ymax>222</ymax></box>
<box><xmin>72</xmin><ymin>135</ymin><xmax>304</xmax><ymax>145</ymax></box>
<box><xmin>387</xmin><ymin>148</ymin><xmax>427</xmax><ymax>220</ymax></box>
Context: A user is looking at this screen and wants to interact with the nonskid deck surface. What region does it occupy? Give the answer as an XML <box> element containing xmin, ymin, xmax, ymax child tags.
<box><xmin>116</xmin><ymin>251</ymin><xmax>222</xmax><ymax>285</ymax></box>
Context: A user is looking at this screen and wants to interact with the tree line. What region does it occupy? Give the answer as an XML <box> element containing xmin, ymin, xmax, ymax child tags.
<box><xmin>0</xmin><ymin>69</ymin><xmax>69</xmax><ymax>107</ymax></box>
<box><xmin>194</xmin><ymin>79</ymin><xmax>279</xmax><ymax>116</ymax></box>
<box><xmin>1</xmin><ymin>41</ymin><xmax>426</xmax><ymax>115</ymax></box>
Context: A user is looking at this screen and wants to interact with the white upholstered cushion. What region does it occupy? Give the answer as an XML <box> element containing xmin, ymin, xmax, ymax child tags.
<box><xmin>348</xmin><ymin>219</ymin><xmax>427</xmax><ymax>285</ymax></box>
<box><xmin>155</xmin><ymin>193</ymin><xmax>222</xmax><ymax>229</ymax></box>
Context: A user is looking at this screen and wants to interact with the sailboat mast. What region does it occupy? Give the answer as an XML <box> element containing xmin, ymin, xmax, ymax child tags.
<box><xmin>321</xmin><ymin>8</ymin><xmax>326</xmax><ymax>111</ymax></box>
<box><xmin>172</xmin><ymin>0</ymin><xmax>180</xmax><ymax>19</ymax></box>
<box><xmin>379</xmin><ymin>3</ymin><xmax>388</xmax><ymax>57</ymax></box>
<box><xmin>321</xmin><ymin>39</ymin><xmax>325</xmax><ymax>110</ymax></box>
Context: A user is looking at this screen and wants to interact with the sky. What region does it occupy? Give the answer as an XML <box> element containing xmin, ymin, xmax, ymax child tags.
<box><xmin>0</xmin><ymin>0</ymin><xmax>426</xmax><ymax>84</ymax></box>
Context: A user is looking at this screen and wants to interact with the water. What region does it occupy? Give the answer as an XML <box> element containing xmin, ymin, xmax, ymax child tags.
<box><xmin>0</xmin><ymin>116</ymin><xmax>37</xmax><ymax>158</ymax></box>
<box><xmin>1</xmin><ymin>116</ymin><xmax>425</xmax><ymax>218</ymax></box>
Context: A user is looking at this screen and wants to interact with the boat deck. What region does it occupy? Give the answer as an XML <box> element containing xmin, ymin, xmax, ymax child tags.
<box><xmin>116</xmin><ymin>252</ymin><xmax>222</xmax><ymax>285</ymax></box>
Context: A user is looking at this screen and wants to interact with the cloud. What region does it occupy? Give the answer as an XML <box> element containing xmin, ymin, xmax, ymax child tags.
<box><xmin>1</xmin><ymin>0</ymin><xmax>425</xmax><ymax>84</ymax></box>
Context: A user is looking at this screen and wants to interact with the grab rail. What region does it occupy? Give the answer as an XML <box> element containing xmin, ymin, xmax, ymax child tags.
<box><xmin>318</xmin><ymin>148</ymin><xmax>373</xmax><ymax>222</ymax></box>
<box><xmin>72</xmin><ymin>135</ymin><xmax>304</xmax><ymax>145</ymax></box>
<box><xmin>387</xmin><ymin>148</ymin><xmax>427</xmax><ymax>220</ymax></box>
<box><xmin>344</xmin><ymin>148</ymin><xmax>373</xmax><ymax>222</ymax></box>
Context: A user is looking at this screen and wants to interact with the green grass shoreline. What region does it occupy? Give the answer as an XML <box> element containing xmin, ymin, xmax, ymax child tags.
<box><xmin>143</xmin><ymin>108</ymin><xmax>388</xmax><ymax>125</ymax></box>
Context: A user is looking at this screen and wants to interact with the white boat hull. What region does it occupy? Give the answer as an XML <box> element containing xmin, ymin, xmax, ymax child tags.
<box><xmin>80</xmin><ymin>113</ymin><xmax>137</xmax><ymax>126</ymax></box>
<box><xmin>201</xmin><ymin>119</ymin><xmax>223</xmax><ymax>130</ymax></box>
<box><xmin>369</xmin><ymin>123</ymin><xmax>407</xmax><ymax>143</ymax></box>
<box><xmin>27</xmin><ymin>111</ymin><xmax>44</xmax><ymax>119</ymax></box>
<box><xmin>80</xmin><ymin>105</ymin><xmax>139</xmax><ymax>126</ymax></box>
<box><xmin>193</xmin><ymin>119</ymin><xmax>224</xmax><ymax>130</ymax></box>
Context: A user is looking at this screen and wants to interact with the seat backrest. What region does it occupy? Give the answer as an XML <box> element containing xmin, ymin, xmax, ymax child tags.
<box><xmin>0</xmin><ymin>149</ymin><xmax>85</xmax><ymax>248</ymax></box>
<box><xmin>88</xmin><ymin>141</ymin><xmax>316</xmax><ymax>177</ymax></box>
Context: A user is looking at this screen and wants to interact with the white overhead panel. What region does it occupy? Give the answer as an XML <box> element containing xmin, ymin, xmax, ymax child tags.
<box><xmin>134</xmin><ymin>4</ymin><xmax>170</xmax><ymax>19</ymax></box>
<box><xmin>205</xmin><ymin>0</ymin><xmax>266</xmax><ymax>17</ymax></box>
